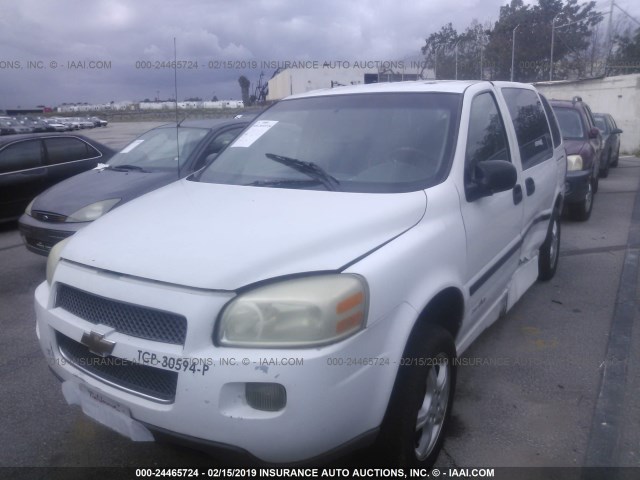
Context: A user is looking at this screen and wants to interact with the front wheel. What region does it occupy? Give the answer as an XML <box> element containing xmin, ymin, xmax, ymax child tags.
<box><xmin>569</xmin><ymin>177</ymin><xmax>594</xmax><ymax>221</ymax></box>
<box><xmin>377</xmin><ymin>325</ymin><xmax>456</xmax><ymax>467</ymax></box>
<box><xmin>611</xmin><ymin>146</ymin><xmax>620</xmax><ymax>167</ymax></box>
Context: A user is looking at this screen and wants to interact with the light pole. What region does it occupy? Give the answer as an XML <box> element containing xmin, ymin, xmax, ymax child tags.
<box><xmin>550</xmin><ymin>14</ymin><xmax>560</xmax><ymax>81</ymax></box>
<box><xmin>434</xmin><ymin>44</ymin><xmax>445</xmax><ymax>79</ymax></box>
<box><xmin>511</xmin><ymin>24</ymin><xmax>520</xmax><ymax>82</ymax></box>
<box><xmin>455</xmin><ymin>40</ymin><xmax>463</xmax><ymax>80</ymax></box>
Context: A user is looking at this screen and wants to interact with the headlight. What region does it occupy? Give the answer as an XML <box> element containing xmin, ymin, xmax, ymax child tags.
<box><xmin>567</xmin><ymin>155</ymin><xmax>583</xmax><ymax>171</ymax></box>
<box><xmin>217</xmin><ymin>274</ymin><xmax>368</xmax><ymax>347</ymax></box>
<box><xmin>25</xmin><ymin>198</ymin><xmax>36</xmax><ymax>216</ymax></box>
<box><xmin>46</xmin><ymin>237</ymin><xmax>71</xmax><ymax>285</ymax></box>
<box><xmin>65</xmin><ymin>198</ymin><xmax>120</xmax><ymax>222</ymax></box>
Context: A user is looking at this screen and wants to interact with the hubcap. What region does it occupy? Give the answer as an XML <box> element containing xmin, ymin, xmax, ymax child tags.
<box><xmin>414</xmin><ymin>353</ymin><xmax>451</xmax><ymax>460</ymax></box>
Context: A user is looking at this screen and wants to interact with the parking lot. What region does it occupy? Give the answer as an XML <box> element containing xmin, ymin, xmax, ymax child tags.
<box><xmin>1</xmin><ymin>122</ymin><xmax>639</xmax><ymax>470</ymax></box>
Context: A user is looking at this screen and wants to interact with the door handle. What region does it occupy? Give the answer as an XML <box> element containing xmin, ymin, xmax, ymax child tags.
<box><xmin>525</xmin><ymin>177</ymin><xmax>535</xmax><ymax>196</ymax></box>
<box><xmin>513</xmin><ymin>184</ymin><xmax>523</xmax><ymax>205</ymax></box>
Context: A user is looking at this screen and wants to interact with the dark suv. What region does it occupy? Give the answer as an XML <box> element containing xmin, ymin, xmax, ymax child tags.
<box><xmin>593</xmin><ymin>112</ymin><xmax>623</xmax><ymax>176</ymax></box>
<box><xmin>550</xmin><ymin>97</ymin><xmax>602</xmax><ymax>221</ymax></box>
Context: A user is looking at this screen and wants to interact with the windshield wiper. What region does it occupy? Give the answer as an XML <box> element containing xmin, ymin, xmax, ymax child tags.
<box><xmin>246</xmin><ymin>178</ymin><xmax>323</xmax><ymax>188</ymax></box>
<box><xmin>109</xmin><ymin>164</ymin><xmax>150</xmax><ymax>173</ymax></box>
<box><xmin>264</xmin><ymin>153</ymin><xmax>340</xmax><ymax>191</ymax></box>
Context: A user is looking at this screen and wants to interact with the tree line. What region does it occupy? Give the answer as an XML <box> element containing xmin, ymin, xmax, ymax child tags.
<box><xmin>417</xmin><ymin>0</ymin><xmax>640</xmax><ymax>82</ymax></box>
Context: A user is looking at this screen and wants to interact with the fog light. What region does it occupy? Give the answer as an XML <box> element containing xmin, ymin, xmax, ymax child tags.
<box><xmin>245</xmin><ymin>383</ymin><xmax>286</xmax><ymax>412</ymax></box>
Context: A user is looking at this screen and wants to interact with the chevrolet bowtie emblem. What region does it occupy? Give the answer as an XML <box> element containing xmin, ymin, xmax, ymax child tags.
<box><xmin>81</xmin><ymin>331</ymin><xmax>115</xmax><ymax>357</ymax></box>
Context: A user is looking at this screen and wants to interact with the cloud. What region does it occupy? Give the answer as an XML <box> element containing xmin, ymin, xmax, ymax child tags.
<box><xmin>4</xmin><ymin>0</ymin><xmax>632</xmax><ymax>107</ymax></box>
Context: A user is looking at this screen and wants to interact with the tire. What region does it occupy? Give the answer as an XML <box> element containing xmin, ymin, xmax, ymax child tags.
<box><xmin>611</xmin><ymin>146</ymin><xmax>619</xmax><ymax>167</ymax></box>
<box><xmin>538</xmin><ymin>210</ymin><xmax>560</xmax><ymax>281</ymax></box>
<box><xmin>569</xmin><ymin>177</ymin><xmax>594</xmax><ymax>221</ymax></box>
<box><xmin>599</xmin><ymin>151</ymin><xmax>610</xmax><ymax>178</ymax></box>
<box><xmin>376</xmin><ymin>324</ymin><xmax>456</xmax><ymax>467</ymax></box>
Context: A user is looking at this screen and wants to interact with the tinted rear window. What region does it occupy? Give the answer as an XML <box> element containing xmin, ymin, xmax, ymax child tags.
<box><xmin>44</xmin><ymin>137</ymin><xmax>100</xmax><ymax>165</ymax></box>
<box><xmin>0</xmin><ymin>140</ymin><xmax>43</xmax><ymax>173</ymax></box>
<box><xmin>501</xmin><ymin>88</ymin><xmax>553</xmax><ymax>170</ymax></box>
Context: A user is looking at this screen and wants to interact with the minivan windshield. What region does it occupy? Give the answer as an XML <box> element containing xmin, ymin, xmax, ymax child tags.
<box><xmin>195</xmin><ymin>93</ymin><xmax>461</xmax><ymax>193</ymax></box>
<box><xmin>109</xmin><ymin>127</ymin><xmax>209</xmax><ymax>170</ymax></box>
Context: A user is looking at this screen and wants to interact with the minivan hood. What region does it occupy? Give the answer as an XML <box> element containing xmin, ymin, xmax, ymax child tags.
<box><xmin>64</xmin><ymin>180</ymin><xmax>427</xmax><ymax>290</ymax></box>
<box><xmin>33</xmin><ymin>168</ymin><xmax>179</xmax><ymax>216</ymax></box>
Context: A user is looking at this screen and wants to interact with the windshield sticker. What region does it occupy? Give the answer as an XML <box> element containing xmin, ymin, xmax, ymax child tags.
<box><xmin>93</xmin><ymin>163</ymin><xmax>109</xmax><ymax>170</ymax></box>
<box><xmin>120</xmin><ymin>139</ymin><xmax>144</xmax><ymax>153</ymax></box>
<box><xmin>230</xmin><ymin>120</ymin><xmax>278</xmax><ymax>148</ymax></box>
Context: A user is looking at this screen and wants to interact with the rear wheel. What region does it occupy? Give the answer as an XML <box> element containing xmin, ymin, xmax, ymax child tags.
<box><xmin>377</xmin><ymin>325</ymin><xmax>456</xmax><ymax>467</ymax></box>
<box><xmin>538</xmin><ymin>210</ymin><xmax>560</xmax><ymax>281</ymax></box>
<box><xmin>569</xmin><ymin>177</ymin><xmax>594</xmax><ymax>221</ymax></box>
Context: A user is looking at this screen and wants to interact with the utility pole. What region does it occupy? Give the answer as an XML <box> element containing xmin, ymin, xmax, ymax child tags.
<box><xmin>605</xmin><ymin>0</ymin><xmax>615</xmax><ymax>76</ymax></box>
<box><xmin>455</xmin><ymin>40</ymin><xmax>462</xmax><ymax>80</ymax></box>
<box><xmin>511</xmin><ymin>24</ymin><xmax>520</xmax><ymax>82</ymax></box>
<box><xmin>550</xmin><ymin>14</ymin><xmax>559</xmax><ymax>81</ymax></box>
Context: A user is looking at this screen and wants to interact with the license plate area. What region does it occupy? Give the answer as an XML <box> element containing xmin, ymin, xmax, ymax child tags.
<box><xmin>62</xmin><ymin>380</ymin><xmax>154</xmax><ymax>441</ymax></box>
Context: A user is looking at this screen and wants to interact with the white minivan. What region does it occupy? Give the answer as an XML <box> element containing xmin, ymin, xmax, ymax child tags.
<box><xmin>36</xmin><ymin>80</ymin><xmax>565</xmax><ymax>466</ymax></box>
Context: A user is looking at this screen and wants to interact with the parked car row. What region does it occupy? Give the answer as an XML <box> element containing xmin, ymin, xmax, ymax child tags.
<box><xmin>548</xmin><ymin>97</ymin><xmax>622</xmax><ymax>221</ymax></box>
<box><xmin>0</xmin><ymin>116</ymin><xmax>108</xmax><ymax>135</ymax></box>
<box><xmin>14</xmin><ymin>118</ymin><xmax>251</xmax><ymax>254</ymax></box>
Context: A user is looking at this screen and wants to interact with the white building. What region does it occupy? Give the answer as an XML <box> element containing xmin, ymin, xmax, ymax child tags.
<box><xmin>57</xmin><ymin>101</ymin><xmax>134</xmax><ymax>112</ymax></box>
<box><xmin>139</xmin><ymin>101</ymin><xmax>175</xmax><ymax>110</ymax></box>
<box><xmin>267</xmin><ymin>67</ymin><xmax>379</xmax><ymax>101</ymax></box>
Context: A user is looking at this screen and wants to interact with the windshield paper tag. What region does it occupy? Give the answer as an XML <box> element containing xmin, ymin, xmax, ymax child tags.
<box><xmin>230</xmin><ymin>120</ymin><xmax>278</xmax><ymax>148</ymax></box>
<box><xmin>120</xmin><ymin>139</ymin><xmax>144</xmax><ymax>153</ymax></box>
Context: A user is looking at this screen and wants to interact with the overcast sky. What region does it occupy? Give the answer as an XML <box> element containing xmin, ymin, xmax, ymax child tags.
<box><xmin>1</xmin><ymin>0</ymin><xmax>638</xmax><ymax>109</ymax></box>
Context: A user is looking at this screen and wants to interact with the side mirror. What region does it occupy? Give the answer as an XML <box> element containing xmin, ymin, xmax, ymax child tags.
<box><xmin>588</xmin><ymin>127</ymin><xmax>600</xmax><ymax>139</ymax></box>
<box><xmin>611</xmin><ymin>128</ymin><xmax>623</xmax><ymax>135</ymax></box>
<box><xmin>466</xmin><ymin>160</ymin><xmax>517</xmax><ymax>202</ymax></box>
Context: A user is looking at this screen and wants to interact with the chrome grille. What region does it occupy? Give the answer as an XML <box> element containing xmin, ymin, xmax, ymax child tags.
<box><xmin>57</xmin><ymin>332</ymin><xmax>178</xmax><ymax>403</ymax></box>
<box><xmin>56</xmin><ymin>284</ymin><xmax>187</xmax><ymax>345</ymax></box>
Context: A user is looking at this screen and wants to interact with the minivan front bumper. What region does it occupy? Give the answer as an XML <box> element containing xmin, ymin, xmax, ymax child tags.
<box><xmin>35</xmin><ymin>261</ymin><xmax>414</xmax><ymax>463</ymax></box>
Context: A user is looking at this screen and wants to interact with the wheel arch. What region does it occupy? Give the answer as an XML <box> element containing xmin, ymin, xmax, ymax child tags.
<box><xmin>413</xmin><ymin>287</ymin><xmax>465</xmax><ymax>345</ymax></box>
<box><xmin>554</xmin><ymin>192</ymin><xmax>563</xmax><ymax>213</ymax></box>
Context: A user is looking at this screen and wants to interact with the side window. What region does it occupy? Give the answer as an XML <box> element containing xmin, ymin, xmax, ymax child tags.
<box><xmin>193</xmin><ymin>127</ymin><xmax>244</xmax><ymax>171</ymax></box>
<box><xmin>539</xmin><ymin>94</ymin><xmax>562</xmax><ymax>148</ymax></box>
<box><xmin>593</xmin><ymin>116</ymin><xmax>607</xmax><ymax>133</ymax></box>
<box><xmin>44</xmin><ymin>137</ymin><xmax>100</xmax><ymax>166</ymax></box>
<box><xmin>609</xmin><ymin>116</ymin><xmax>618</xmax><ymax>129</ymax></box>
<box><xmin>207</xmin><ymin>128</ymin><xmax>243</xmax><ymax>154</ymax></box>
<box><xmin>501</xmin><ymin>88</ymin><xmax>553</xmax><ymax>170</ymax></box>
<box><xmin>465</xmin><ymin>92</ymin><xmax>511</xmax><ymax>170</ymax></box>
<box><xmin>0</xmin><ymin>140</ymin><xmax>43</xmax><ymax>174</ymax></box>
